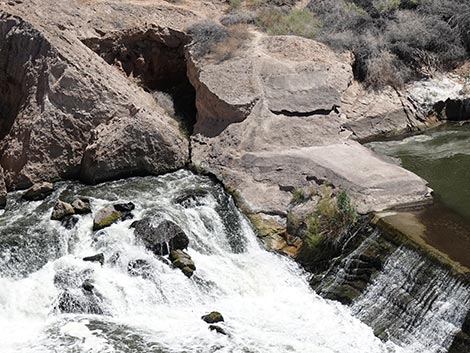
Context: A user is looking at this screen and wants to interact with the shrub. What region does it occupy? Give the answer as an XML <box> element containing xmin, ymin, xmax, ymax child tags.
<box><xmin>291</xmin><ymin>188</ymin><xmax>306</xmax><ymax>205</ymax></box>
<box><xmin>257</xmin><ymin>8</ymin><xmax>320</xmax><ymax>39</ymax></box>
<box><xmin>229</xmin><ymin>0</ymin><xmax>243</xmax><ymax>12</ymax></box>
<box><xmin>153</xmin><ymin>91</ymin><xmax>175</xmax><ymax>117</ymax></box>
<box><xmin>305</xmin><ymin>188</ymin><xmax>357</xmax><ymax>249</ymax></box>
<box><xmin>187</xmin><ymin>21</ymin><xmax>230</xmax><ymax>58</ymax></box>
<box><xmin>221</xmin><ymin>11</ymin><xmax>257</xmax><ymax>26</ymax></box>
<box><xmin>211</xmin><ymin>24</ymin><xmax>252</xmax><ymax>61</ymax></box>
<box><xmin>306</xmin><ymin>0</ymin><xmax>470</xmax><ymax>88</ymax></box>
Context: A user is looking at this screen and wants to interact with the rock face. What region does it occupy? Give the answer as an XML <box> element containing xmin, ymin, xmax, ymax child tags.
<box><xmin>189</xmin><ymin>34</ymin><xmax>432</xmax><ymax>221</ymax></box>
<box><xmin>0</xmin><ymin>4</ymin><xmax>190</xmax><ymax>191</ymax></box>
<box><xmin>22</xmin><ymin>182</ymin><xmax>54</xmax><ymax>201</ymax></box>
<box><xmin>134</xmin><ymin>218</ymin><xmax>189</xmax><ymax>255</ymax></box>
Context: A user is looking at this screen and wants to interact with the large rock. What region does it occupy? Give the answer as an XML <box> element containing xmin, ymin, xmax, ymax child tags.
<box><xmin>80</xmin><ymin>113</ymin><xmax>188</xmax><ymax>184</ymax></box>
<box><xmin>22</xmin><ymin>182</ymin><xmax>54</xmax><ymax>201</ymax></box>
<box><xmin>0</xmin><ymin>5</ymin><xmax>191</xmax><ymax>190</ymax></box>
<box><xmin>134</xmin><ymin>218</ymin><xmax>189</xmax><ymax>255</ymax></box>
<box><xmin>189</xmin><ymin>33</ymin><xmax>432</xmax><ymax>222</ymax></box>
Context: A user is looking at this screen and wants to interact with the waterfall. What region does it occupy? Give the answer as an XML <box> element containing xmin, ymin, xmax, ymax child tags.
<box><xmin>0</xmin><ymin>170</ymin><xmax>402</xmax><ymax>353</ymax></box>
<box><xmin>352</xmin><ymin>247</ymin><xmax>470</xmax><ymax>353</ymax></box>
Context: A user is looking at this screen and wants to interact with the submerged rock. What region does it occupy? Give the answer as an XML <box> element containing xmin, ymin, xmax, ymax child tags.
<box><xmin>127</xmin><ymin>259</ymin><xmax>152</xmax><ymax>278</ymax></box>
<box><xmin>114</xmin><ymin>202</ymin><xmax>135</xmax><ymax>212</ymax></box>
<box><xmin>23</xmin><ymin>182</ymin><xmax>54</xmax><ymax>201</ymax></box>
<box><xmin>83</xmin><ymin>253</ymin><xmax>105</xmax><ymax>266</ymax></box>
<box><xmin>72</xmin><ymin>198</ymin><xmax>91</xmax><ymax>214</ymax></box>
<box><xmin>57</xmin><ymin>289</ymin><xmax>104</xmax><ymax>315</ymax></box>
<box><xmin>82</xmin><ymin>279</ymin><xmax>94</xmax><ymax>292</ymax></box>
<box><xmin>201</xmin><ymin>311</ymin><xmax>224</xmax><ymax>324</ymax></box>
<box><xmin>134</xmin><ymin>218</ymin><xmax>189</xmax><ymax>255</ymax></box>
<box><xmin>51</xmin><ymin>200</ymin><xmax>75</xmax><ymax>221</ymax></box>
<box><xmin>61</xmin><ymin>215</ymin><xmax>80</xmax><ymax>229</ymax></box>
<box><xmin>208</xmin><ymin>325</ymin><xmax>227</xmax><ymax>335</ymax></box>
<box><xmin>93</xmin><ymin>206</ymin><xmax>123</xmax><ymax>231</ymax></box>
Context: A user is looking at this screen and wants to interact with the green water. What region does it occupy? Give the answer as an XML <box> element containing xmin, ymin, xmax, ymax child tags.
<box><xmin>368</xmin><ymin>123</ymin><xmax>470</xmax><ymax>222</ymax></box>
<box><xmin>367</xmin><ymin>123</ymin><xmax>470</xmax><ymax>268</ymax></box>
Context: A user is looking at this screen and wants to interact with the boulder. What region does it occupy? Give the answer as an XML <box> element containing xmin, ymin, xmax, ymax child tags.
<box><xmin>23</xmin><ymin>182</ymin><xmax>54</xmax><ymax>201</ymax></box>
<box><xmin>80</xmin><ymin>113</ymin><xmax>188</xmax><ymax>184</ymax></box>
<box><xmin>93</xmin><ymin>206</ymin><xmax>123</xmax><ymax>231</ymax></box>
<box><xmin>72</xmin><ymin>198</ymin><xmax>91</xmax><ymax>214</ymax></box>
<box><xmin>134</xmin><ymin>218</ymin><xmax>189</xmax><ymax>255</ymax></box>
<box><xmin>201</xmin><ymin>311</ymin><xmax>224</xmax><ymax>324</ymax></box>
<box><xmin>51</xmin><ymin>200</ymin><xmax>75</xmax><ymax>221</ymax></box>
<box><xmin>83</xmin><ymin>253</ymin><xmax>105</xmax><ymax>266</ymax></box>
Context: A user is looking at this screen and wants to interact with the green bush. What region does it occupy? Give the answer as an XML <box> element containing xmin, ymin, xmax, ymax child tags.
<box><xmin>291</xmin><ymin>188</ymin><xmax>306</xmax><ymax>205</ymax></box>
<box><xmin>306</xmin><ymin>0</ymin><xmax>470</xmax><ymax>88</ymax></box>
<box><xmin>257</xmin><ymin>8</ymin><xmax>320</xmax><ymax>39</ymax></box>
<box><xmin>305</xmin><ymin>188</ymin><xmax>357</xmax><ymax>249</ymax></box>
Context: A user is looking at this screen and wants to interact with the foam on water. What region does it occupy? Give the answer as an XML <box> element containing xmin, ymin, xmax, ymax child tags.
<box><xmin>0</xmin><ymin>171</ymin><xmax>410</xmax><ymax>353</ymax></box>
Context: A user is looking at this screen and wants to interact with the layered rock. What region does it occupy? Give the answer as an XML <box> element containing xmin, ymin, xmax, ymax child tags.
<box><xmin>189</xmin><ymin>34</ymin><xmax>432</xmax><ymax>222</ymax></box>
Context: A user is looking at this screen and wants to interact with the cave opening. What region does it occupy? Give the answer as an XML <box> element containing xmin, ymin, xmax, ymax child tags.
<box><xmin>82</xmin><ymin>28</ymin><xmax>197</xmax><ymax>136</ymax></box>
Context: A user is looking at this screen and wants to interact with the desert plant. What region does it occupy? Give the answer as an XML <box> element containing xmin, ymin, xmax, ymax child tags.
<box><xmin>221</xmin><ymin>11</ymin><xmax>257</xmax><ymax>26</ymax></box>
<box><xmin>229</xmin><ymin>0</ymin><xmax>243</xmax><ymax>12</ymax></box>
<box><xmin>304</xmin><ymin>188</ymin><xmax>357</xmax><ymax>249</ymax></box>
<box><xmin>291</xmin><ymin>188</ymin><xmax>306</xmax><ymax>205</ymax></box>
<box><xmin>257</xmin><ymin>8</ymin><xmax>320</xmax><ymax>38</ymax></box>
<box><xmin>187</xmin><ymin>21</ymin><xmax>230</xmax><ymax>58</ymax></box>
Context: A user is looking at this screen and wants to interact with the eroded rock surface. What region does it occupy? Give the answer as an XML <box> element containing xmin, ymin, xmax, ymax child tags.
<box><xmin>0</xmin><ymin>2</ymin><xmax>191</xmax><ymax>190</ymax></box>
<box><xmin>189</xmin><ymin>34</ymin><xmax>432</xmax><ymax>221</ymax></box>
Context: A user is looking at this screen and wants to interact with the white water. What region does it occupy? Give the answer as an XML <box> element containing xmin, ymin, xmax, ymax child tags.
<box><xmin>0</xmin><ymin>171</ymin><xmax>405</xmax><ymax>353</ymax></box>
<box><xmin>353</xmin><ymin>247</ymin><xmax>470</xmax><ymax>353</ymax></box>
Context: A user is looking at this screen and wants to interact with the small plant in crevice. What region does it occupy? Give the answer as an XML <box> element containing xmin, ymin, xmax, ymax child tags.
<box><xmin>291</xmin><ymin>188</ymin><xmax>306</xmax><ymax>205</ymax></box>
<box><xmin>305</xmin><ymin>188</ymin><xmax>357</xmax><ymax>250</ymax></box>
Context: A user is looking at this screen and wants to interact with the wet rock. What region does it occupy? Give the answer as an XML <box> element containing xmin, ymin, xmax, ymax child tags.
<box><xmin>93</xmin><ymin>206</ymin><xmax>122</xmax><ymax>230</ymax></box>
<box><xmin>0</xmin><ymin>166</ymin><xmax>6</xmax><ymax>209</ymax></box>
<box><xmin>208</xmin><ymin>325</ymin><xmax>227</xmax><ymax>335</ymax></box>
<box><xmin>83</xmin><ymin>253</ymin><xmax>105</xmax><ymax>265</ymax></box>
<box><xmin>114</xmin><ymin>202</ymin><xmax>135</xmax><ymax>212</ymax></box>
<box><xmin>57</xmin><ymin>290</ymin><xmax>104</xmax><ymax>315</ymax></box>
<box><xmin>127</xmin><ymin>259</ymin><xmax>152</xmax><ymax>278</ymax></box>
<box><xmin>134</xmin><ymin>218</ymin><xmax>189</xmax><ymax>255</ymax></box>
<box><xmin>201</xmin><ymin>311</ymin><xmax>224</xmax><ymax>324</ymax></box>
<box><xmin>72</xmin><ymin>198</ymin><xmax>91</xmax><ymax>214</ymax></box>
<box><xmin>51</xmin><ymin>200</ymin><xmax>75</xmax><ymax>221</ymax></box>
<box><xmin>23</xmin><ymin>182</ymin><xmax>54</xmax><ymax>201</ymax></box>
<box><xmin>173</xmin><ymin>188</ymin><xmax>208</xmax><ymax>208</ymax></box>
<box><xmin>121</xmin><ymin>212</ymin><xmax>134</xmax><ymax>221</ymax></box>
<box><xmin>82</xmin><ymin>279</ymin><xmax>94</xmax><ymax>292</ymax></box>
<box><xmin>61</xmin><ymin>215</ymin><xmax>80</xmax><ymax>229</ymax></box>
<box><xmin>181</xmin><ymin>266</ymin><xmax>194</xmax><ymax>278</ymax></box>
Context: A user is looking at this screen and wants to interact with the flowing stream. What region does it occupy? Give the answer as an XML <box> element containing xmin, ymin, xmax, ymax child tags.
<box><xmin>0</xmin><ymin>170</ymin><xmax>406</xmax><ymax>353</ymax></box>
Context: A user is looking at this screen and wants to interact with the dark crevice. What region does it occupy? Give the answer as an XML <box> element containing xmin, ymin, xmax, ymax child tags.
<box><xmin>270</xmin><ymin>105</ymin><xmax>339</xmax><ymax>117</ymax></box>
<box><xmin>82</xmin><ymin>28</ymin><xmax>197</xmax><ymax>136</ymax></box>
